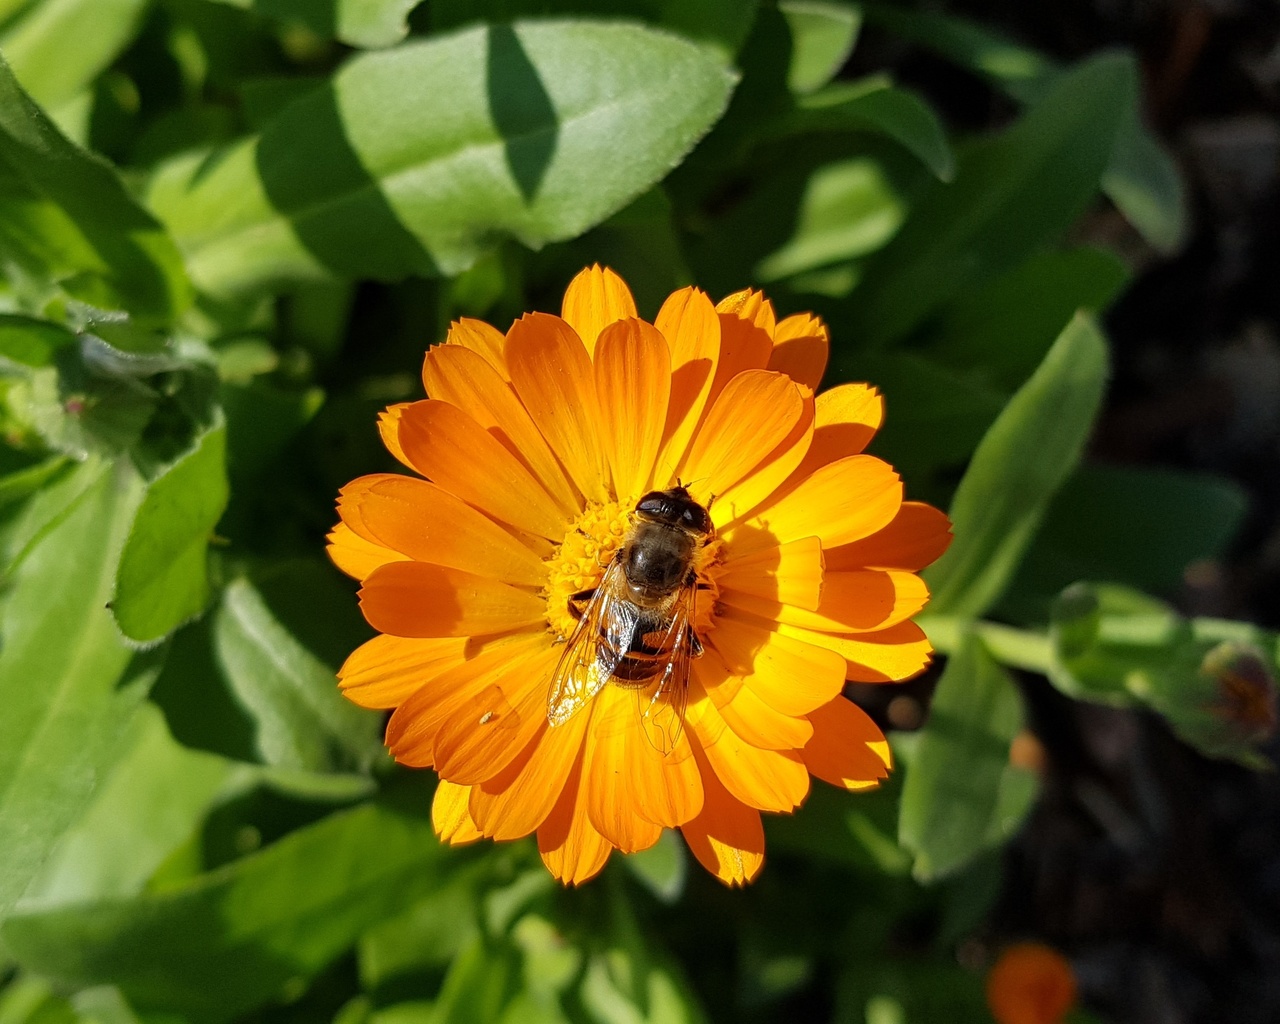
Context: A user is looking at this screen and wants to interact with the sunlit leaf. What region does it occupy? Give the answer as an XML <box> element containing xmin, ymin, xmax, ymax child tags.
<box><xmin>0</xmin><ymin>0</ymin><xmax>150</xmax><ymax>111</ymax></box>
<box><xmin>0</xmin><ymin>459</ymin><xmax>153</xmax><ymax>921</ymax></box>
<box><xmin>755</xmin><ymin>157</ymin><xmax>905</xmax><ymax>281</ymax></box>
<box><xmin>111</xmin><ymin>419</ymin><xmax>229</xmax><ymax>645</ymax></box>
<box><xmin>428</xmin><ymin>0</ymin><xmax>759</xmax><ymax>58</ymax></box>
<box><xmin>0</xmin><ymin>315</ymin><xmax>76</xmax><ymax>369</ymax></box>
<box><xmin>845</xmin><ymin>53</ymin><xmax>1129</xmax><ymax>347</ymax></box>
<box><xmin>779</xmin><ymin>0</ymin><xmax>861</xmax><ymax>94</ymax></box>
<box><xmin>212</xmin><ymin>573</ymin><xmax>381</xmax><ymax>773</ymax></box>
<box><xmin>205</xmin><ymin>0</ymin><xmax>420</xmax><ymax>49</ymax></box>
<box><xmin>924</xmin><ymin>313</ymin><xmax>1109</xmax><ymax>619</ymax></box>
<box><xmin>2</xmin><ymin>796</ymin><xmax>453</xmax><ymax>1023</ymax></box>
<box><xmin>898</xmin><ymin>631</ymin><xmax>1034</xmax><ymax>881</ymax></box>
<box><xmin>0</xmin><ymin>56</ymin><xmax>190</xmax><ymax>320</ymax></box>
<box><xmin>148</xmin><ymin>21</ymin><xmax>736</xmax><ymax>296</ymax></box>
<box><xmin>19</xmin><ymin>705</ymin><xmax>232</xmax><ymax>909</ymax></box>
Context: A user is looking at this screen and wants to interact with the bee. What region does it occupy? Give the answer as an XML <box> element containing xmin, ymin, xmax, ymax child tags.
<box><xmin>546</xmin><ymin>485</ymin><xmax>713</xmax><ymax>755</ymax></box>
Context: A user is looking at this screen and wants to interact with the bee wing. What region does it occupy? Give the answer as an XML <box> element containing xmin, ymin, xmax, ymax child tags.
<box><xmin>634</xmin><ymin>580</ymin><xmax>696</xmax><ymax>758</ymax></box>
<box><xmin>547</xmin><ymin>560</ymin><xmax>637</xmax><ymax>728</ymax></box>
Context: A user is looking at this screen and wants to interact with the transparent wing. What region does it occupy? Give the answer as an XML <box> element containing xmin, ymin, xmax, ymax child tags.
<box><xmin>634</xmin><ymin>581</ymin><xmax>696</xmax><ymax>757</ymax></box>
<box><xmin>547</xmin><ymin>560</ymin><xmax>637</xmax><ymax>728</ymax></box>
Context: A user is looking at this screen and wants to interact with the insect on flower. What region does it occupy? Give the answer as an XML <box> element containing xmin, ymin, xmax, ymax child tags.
<box><xmin>328</xmin><ymin>265</ymin><xmax>953</xmax><ymax>886</ymax></box>
<box><xmin>548</xmin><ymin>485</ymin><xmax>713</xmax><ymax>755</ymax></box>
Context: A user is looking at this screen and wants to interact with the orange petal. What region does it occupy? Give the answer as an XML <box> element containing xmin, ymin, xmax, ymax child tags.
<box><xmin>825</xmin><ymin>501</ymin><xmax>953</xmax><ymax>572</ymax></box>
<box><xmin>693</xmin><ymin>697</ymin><xmax>809</xmax><ymax>812</ymax></box>
<box><xmin>593</xmin><ymin>319</ymin><xmax>671</xmax><ymax>502</ymax></box>
<box><xmin>795</xmin><ymin>383</ymin><xmax>885</xmax><ymax>477</ymax></box>
<box><xmin>359</xmin><ymin>562</ymin><xmax>544</xmax><ymax>638</ymax></box>
<box><xmin>803</xmin><ymin>697</ymin><xmax>892</xmax><ymax>790</ymax></box>
<box><xmin>338</xmin><ymin>474</ymin><xmax>547</xmax><ymax>587</ymax></box>
<box><xmin>385</xmin><ymin>633</ymin><xmax>545</xmax><ymax>766</ymax></box>
<box><xmin>653</xmin><ymin>286</ymin><xmax>720</xmax><ymax>486</ymax></box>
<box><xmin>338</xmin><ymin>634</ymin><xmax>470</xmax><ymax>709</ymax></box>
<box><xmin>432</xmin><ymin>643</ymin><xmax>558</xmax><ymax>784</ymax></box>
<box><xmin>723</xmin><ymin>570</ymin><xmax>929</xmax><ymax>634</ymax></box>
<box><xmin>584</xmin><ymin>687</ymin><xmax>689</xmax><ymax>849</ymax></box>
<box><xmin>709</xmin><ymin>389</ymin><xmax>814</xmax><ymax>528</ymax></box>
<box><xmin>506</xmin><ymin>313</ymin><xmax>609</xmax><ymax>502</ymax></box>
<box><xmin>538</xmin><ymin>741</ymin><xmax>613</xmax><ymax>885</ymax></box>
<box><xmin>778</xmin><ymin>620</ymin><xmax>934</xmax><ymax>683</ymax></box>
<box><xmin>397</xmin><ymin>399</ymin><xmax>569</xmax><ymax>540</ymax></box>
<box><xmin>377</xmin><ymin>402</ymin><xmax>414</xmax><ymax>471</ymax></box>
<box><xmin>443</xmin><ymin>318</ymin><xmax>508</xmax><ymax>376</ymax></box>
<box><xmin>680</xmin><ymin>370</ymin><xmax>806</xmax><ymax>499</ymax></box>
<box><xmin>714</xmin><ymin>654</ymin><xmax>815</xmax><ymax>750</ymax></box>
<box><xmin>469</xmin><ymin>708</ymin><xmax>589</xmax><ymax>840</ymax></box>
<box><xmin>768</xmin><ymin>313</ymin><xmax>828</xmax><ymax>390</ymax></box>
<box><xmin>432</xmin><ymin>780</ymin><xmax>483</xmax><ymax>844</ymax></box>
<box><xmin>422</xmin><ymin>344</ymin><xmax>579</xmax><ymax>517</ymax></box>
<box><xmin>706</xmin><ymin>292</ymin><xmax>775</xmax><ymax>410</ymax></box>
<box><xmin>560</xmin><ymin>265</ymin><xmax>638</xmax><ymax>357</ymax></box>
<box><xmin>730</xmin><ymin>454</ymin><xmax>902</xmax><ymax>552</ymax></box>
<box><xmin>326</xmin><ymin>521</ymin><xmax>407</xmax><ymax>581</ymax></box>
<box><xmin>679</xmin><ymin>745</ymin><xmax>765</xmax><ymax>886</ymax></box>
<box><xmin>717</xmin><ymin>536</ymin><xmax>824</xmax><ymax>612</ymax></box>
<box><xmin>708</xmin><ymin>611</ymin><xmax>847</xmax><ymax>716</ymax></box>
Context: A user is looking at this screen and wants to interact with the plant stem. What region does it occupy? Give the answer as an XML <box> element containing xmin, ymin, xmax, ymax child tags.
<box><xmin>916</xmin><ymin>615</ymin><xmax>1055</xmax><ymax>675</ymax></box>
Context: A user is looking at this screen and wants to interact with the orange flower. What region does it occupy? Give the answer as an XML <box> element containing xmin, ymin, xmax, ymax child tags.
<box><xmin>328</xmin><ymin>265</ymin><xmax>951</xmax><ymax>886</ymax></box>
<box><xmin>986</xmin><ymin>942</ymin><xmax>1078</xmax><ymax>1024</ymax></box>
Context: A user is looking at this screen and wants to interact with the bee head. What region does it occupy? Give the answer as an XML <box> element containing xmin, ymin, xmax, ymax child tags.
<box><xmin>633</xmin><ymin>486</ymin><xmax>713</xmax><ymax>536</ymax></box>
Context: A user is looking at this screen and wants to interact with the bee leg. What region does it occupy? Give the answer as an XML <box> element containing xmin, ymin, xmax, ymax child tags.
<box><xmin>567</xmin><ymin>588</ymin><xmax>596</xmax><ymax>622</ymax></box>
<box><xmin>689</xmin><ymin>631</ymin><xmax>704</xmax><ymax>658</ymax></box>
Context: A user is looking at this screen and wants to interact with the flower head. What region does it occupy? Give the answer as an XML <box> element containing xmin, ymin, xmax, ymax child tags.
<box><xmin>986</xmin><ymin>942</ymin><xmax>1078</xmax><ymax>1024</ymax></box>
<box><xmin>328</xmin><ymin>265</ymin><xmax>951</xmax><ymax>886</ymax></box>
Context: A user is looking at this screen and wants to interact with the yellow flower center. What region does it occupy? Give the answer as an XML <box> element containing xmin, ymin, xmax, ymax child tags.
<box><xmin>543</xmin><ymin>500</ymin><xmax>724</xmax><ymax>641</ymax></box>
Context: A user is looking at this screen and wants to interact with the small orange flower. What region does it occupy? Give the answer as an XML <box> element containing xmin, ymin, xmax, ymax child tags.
<box><xmin>328</xmin><ymin>265</ymin><xmax>951</xmax><ymax>885</ymax></box>
<box><xmin>986</xmin><ymin>942</ymin><xmax>1078</xmax><ymax>1024</ymax></box>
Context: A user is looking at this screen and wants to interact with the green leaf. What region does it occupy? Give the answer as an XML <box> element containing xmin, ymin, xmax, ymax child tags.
<box><xmin>148</xmin><ymin>21</ymin><xmax>737</xmax><ymax>296</ymax></box>
<box><xmin>923</xmin><ymin>313</ymin><xmax>1109</xmax><ymax>619</ymax></box>
<box><xmin>0</xmin><ymin>459</ymin><xmax>154</xmax><ymax>921</ymax></box>
<box><xmin>18</xmin><ymin>705</ymin><xmax>232</xmax><ymax>909</ymax></box>
<box><xmin>0</xmin><ymin>0</ymin><xmax>151</xmax><ymax>111</ymax></box>
<box><xmin>0</xmin><ymin>316</ymin><xmax>76</xmax><ymax>369</ymax></box>
<box><xmin>754</xmin><ymin>157</ymin><xmax>906</xmax><ymax>282</ymax></box>
<box><xmin>835</xmin><ymin>350</ymin><xmax>1006</xmax><ymax>486</ymax></box>
<box><xmin>205</xmin><ymin>0</ymin><xmax>420</xmax><ymax>49</ymax></box>
<box><xmin>844</xmin><ymin>53</ymin><xmax>1129</xmax><ymax>347</ymax></box>
<box><xmin>1002</xmin><ymin>464</ymin><xmax>1248</xmax><ymax>620</ymax></box>
<box><xmin>862</xmin><ymin>4</ymin><xmax>1186</xmax><ymax>252</ymax></box>
<box><xmin>111</xmin><ymin>420</ymin><xmax>229</xmax><ymax>645</ymax></box>
<box><xmin>922</xmin><ymin>246</ymin><xmax>1129</xmax><ymax>391</ymax></box>
<box><xmin>212</xmin><ymin>573</ymin><xmax>381</xmax><ymax>773</ymax></box>
<box><xmin>2</xmin><ymin>797</ymin><xmax>454</xmax><ymax>1023</ymax></box>
<box><xmin>779</xmin><ymin>0</ymin><xmax>861</xmax><ymax>94</ymax></box>
<box><xmin>622</xmin><ymin>830</ymin><xmax>687</xmax><ymax>904</ymax></box>
<box><xmin>426</xmin><ymin>0</ymin><xmax>759</xmax><ymax>59</ymax></box>
<box><xmin>0</xmin><ymin>56</ymin><xmax>190</xmax><ymax>320</ymax></box>
<box><xmin>898</xmin><ymin>631</ymin><xmax>1033</xmax><ymax>881</ymax></box>
<box><xmin>781</xmin><ymin>78</ymin><xmax>953</xmax><ymax>180</ymax></box>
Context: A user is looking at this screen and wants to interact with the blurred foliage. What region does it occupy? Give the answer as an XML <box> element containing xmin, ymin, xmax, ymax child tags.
<box><xmin>0</xmin><ymin>0</ymin><xmax>1267</xmax><ymax>1022</ymax></box>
